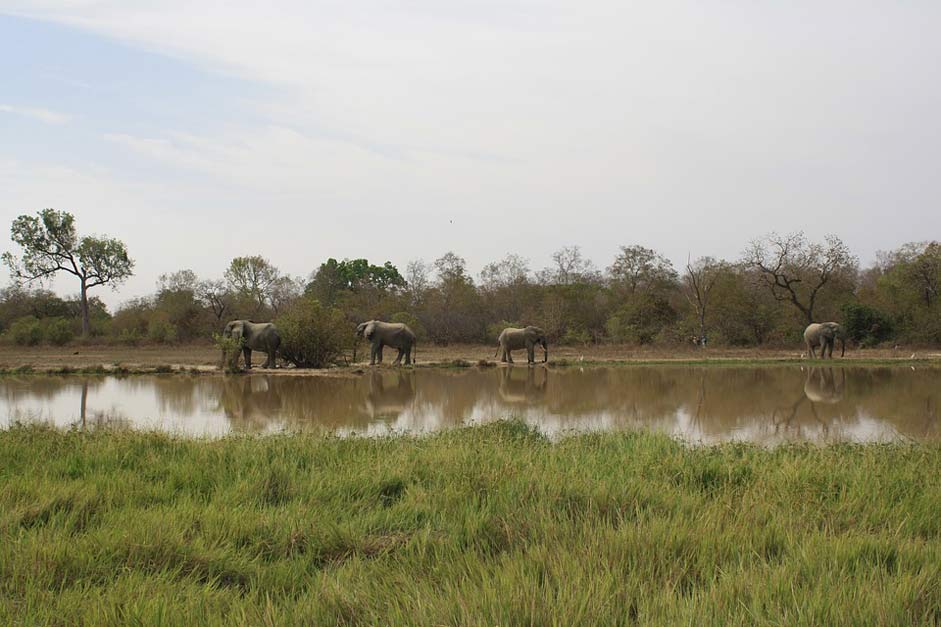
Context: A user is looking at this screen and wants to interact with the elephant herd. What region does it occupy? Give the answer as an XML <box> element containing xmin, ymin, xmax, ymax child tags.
<box><xmin>221</xmin><ymin>319</ymin><xmax>550</xmax><ymax>369</ymax></box>
<box><xmin>220</xmin><ymin>317</ymin><xmax>848</xmax><ymax>369</ymax></box>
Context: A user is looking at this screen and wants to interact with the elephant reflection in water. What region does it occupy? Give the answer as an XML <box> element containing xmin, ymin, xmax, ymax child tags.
<box><xmin>498</xmin><ymin>366</ymin><xmax>548</xmax><ymax>405</ymax></box>
<box><xmin>772</xmin><ymin>367</ymin><xmax>846</xmax><ymax>435</ymax></box>
<box><xmin>804</xmin><ymin>367</ymin><xmax>846</xmax><ymax>404</ymax></box>
<box><xmin>217</xmin><ymin>376</ymin><xmax>283</xmax><ymax>431</ymax></box>
<box><xmin>365</xmin><ymin>370</ymin><xmax>416</xmax><ymax>418</ymax></box>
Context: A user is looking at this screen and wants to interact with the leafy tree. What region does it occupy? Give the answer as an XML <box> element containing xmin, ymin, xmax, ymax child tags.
<box><xmin>3</xmin><ymin>209</ymin><xmax>133</xmax><ymax>335</ymax></box>
<box><xmin>743</xmin><ymin>232</ymin><xmax>856</xmax><ymax>325</ymax></box>
<box><xmin>608</xmin><ymin>245</ymin><xmax>678</xmax><ymax>297</ymax></box>
<box><xmin>306</xmin><ymin>258</ymin><xmax>404</xmax><ymax>307</ymax></box>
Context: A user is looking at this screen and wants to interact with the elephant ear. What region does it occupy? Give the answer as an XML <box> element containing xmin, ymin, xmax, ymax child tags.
<box><xmin>363</xmin><ymin>322</ymin><xmax>376</xmax><ymax>340</ymax></box>
<box><xmin>231</xmin><ymin>323</ymin><xmax>244</xmax><ymax>343</ymax></box>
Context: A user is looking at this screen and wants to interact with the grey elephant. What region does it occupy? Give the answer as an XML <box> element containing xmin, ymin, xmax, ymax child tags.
<box><xmin>356</xmin><ymin>320</ymin><xmax>416</xmax><ymax>366</ymax></box>
<box><xmin>803</xmin><ymin>322</ymin><xmax>846</xmax><ymax>359</ymax></box>
<box><xmin>222</xmin><ymin>320</ymin><xmax>281</xmax><ymax>369</ymax></box>
<box><xmin>495</xmin><ymin>326</ymin><xmax>548</xmax><ymax>364</ymax></box>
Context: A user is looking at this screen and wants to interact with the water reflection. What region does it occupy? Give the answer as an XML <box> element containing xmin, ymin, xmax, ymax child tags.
<box><xmin>1</xmin><ymin>366</ymin><xmax>940</xmax><ymax>444</ymax></box>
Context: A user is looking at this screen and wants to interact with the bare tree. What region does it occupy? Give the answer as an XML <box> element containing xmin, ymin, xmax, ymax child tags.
<box><xmin>682</xmin><ymin>256</ymin><xmax>722</xmax><ymax>345</ymax></box>
<box><xmin>196</xmin><ymin>279</ymin><xmax>230</xmax><ymax>322</ymax></box>
<box><xmin>480</xmin><ymin>253</ymin><xmax>530</xmax><ymax>290</ymax></box>
<box><xmin>405</xmin><ymin>259</ymin><xmax>431</xmax><ymax>307</ymax></box>
<box><xmin>224</xmin><ymin>255</ymin><xmax>282</xmax><ymax>316</ymax></box>
<box><xmin>538</xmin><ymin>245</ymin><xmax>597</xmax><ymax>285</ymax></box>
<box><xmin>743</xmin><ymin>232</ymin><xmax>856</xmax><ymax>324</ymax></box>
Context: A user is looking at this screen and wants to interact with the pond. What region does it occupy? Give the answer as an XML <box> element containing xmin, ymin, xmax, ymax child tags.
<box><xmin>1</xmin><ymin>365</ymin><xmax>939</xmax><ymax>444</ymax></box>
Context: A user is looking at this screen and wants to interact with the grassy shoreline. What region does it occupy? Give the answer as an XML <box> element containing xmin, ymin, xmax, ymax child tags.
<box><xmin>2</xmin><ymin>423</ymin><xmax>940</xmax><ymax>624</ymax></box>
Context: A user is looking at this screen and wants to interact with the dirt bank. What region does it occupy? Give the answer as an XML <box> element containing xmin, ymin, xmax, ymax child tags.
<box><xmin>1</xmin><ymin>342</ymin><xmax>938</xmax><ymax>374</ymax></box>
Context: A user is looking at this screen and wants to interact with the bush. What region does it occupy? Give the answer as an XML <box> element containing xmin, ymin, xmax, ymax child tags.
<box><xmin>147</xmin><ymin>319</ymin><xmax>179</xmax><ymax>344</ymax></box>
<box><xmin>42</xmin><ymin>317</ymin><xmax>74</xmax><ymax>346</ymax></box>
<box><xmin>213</xmin><ymin>332</ymin><xmax>243</xmax><ymax>372</ymax></box>
<box><xmin>8</xmin><ymin>316</ymin><xmax>43</xmax><ymax>346</ymax></box>
<box><xmin>841</xmin><ymin>303</ymin><xmax>894</xmax><ymax>347</ymax></box>
<box><xmin>276</xmin><ymin>297</ymin><xmax>352</xmax><ymax>368</ymax></box>
<box><xmin>605</xmin><ymin>295</ymin><xmax>677</xmax><ymax>344</ymax></box>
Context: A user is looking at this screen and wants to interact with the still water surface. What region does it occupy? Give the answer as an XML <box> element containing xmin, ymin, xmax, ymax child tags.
<box><xmin>1</xmin><ymin>366</ymin><xmax>939</xmax><ymax>444</ymax></box>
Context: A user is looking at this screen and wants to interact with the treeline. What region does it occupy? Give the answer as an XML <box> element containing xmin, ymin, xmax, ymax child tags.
<box><xmin>2</xmin><ymin>233</ymin><xmax>940</xmax><ymax>350</ymax></box>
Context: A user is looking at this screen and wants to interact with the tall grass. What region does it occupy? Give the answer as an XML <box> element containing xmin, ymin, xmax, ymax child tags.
<box><xmin>1</xmin><ymin>422</ymin><xmax>940</xmax><ymax>625</ymax></box>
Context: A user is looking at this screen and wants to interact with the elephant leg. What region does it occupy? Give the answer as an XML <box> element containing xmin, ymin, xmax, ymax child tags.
<box><xmin>499</xmin><ymin>346</ymin><xmax>508</xmax><ymax>363</ymax></box>
<box><xmin>404</xmin><ymin>346</ymin><xmax>412</xmax><ymax>365</ymax></box>
<box><xmin>377</xmin><ymin>343</ymin><xmax>385</xmax><ymax>364</ymax></box>
<box><xmin>527</xmin><ymin>344</ymin><xmax>535</xmax><ymax>364</ymax></box>
<box><xmin>506</xmin><ymin>349</ymin><xmax>514</xmax><ymax>364</ymax></box>
<box><xmin>243</xmin><ymin>348</ymin><xmax>253</xmax><ymax>369</ymax></box>
<box><xmin>264</xmin><ymin>350</ymin><xmax>275</xmax><ymax>368</ymax></box>
<box><xmin>393</xmin><ymin>347</ymin><xmax>404</xmax><ymax>365</ymax></box>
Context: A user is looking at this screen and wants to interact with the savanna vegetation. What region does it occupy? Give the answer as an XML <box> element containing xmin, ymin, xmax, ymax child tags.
<box><xmin>3</xmin><ymin>209</ymin><xmax>941</xmax><ymax>358</ymax></box>
<box><xmin>2</xmin><ymin>422</ymin><xmax>940</xmax><ymax>624</ymax></box>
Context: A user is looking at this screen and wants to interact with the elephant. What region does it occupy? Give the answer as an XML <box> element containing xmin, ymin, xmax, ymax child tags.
<box><xmin>803</xmin><ymin>322</ymin><xmax>846</xmax><ymax>359</ymax></box>
<box><xmin>222</xmin><ymin>320</ymin><xmax>281</xmax><ymax>369</ymax></box>
<box><xmin>495</xmin><ymin>326</ymin><xmax>548</xmax><ymax>364</ymax></box>
<box><xmin>356</xmin><ymin>320</ymin><xmax>416</xmax><ymax>366</ymax></box>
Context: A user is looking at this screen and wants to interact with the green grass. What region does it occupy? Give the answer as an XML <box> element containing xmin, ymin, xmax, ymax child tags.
<box><xmin>2</xmin><ymin>423</ymin><xmax>940</xmax><ymax>625</ymax></box>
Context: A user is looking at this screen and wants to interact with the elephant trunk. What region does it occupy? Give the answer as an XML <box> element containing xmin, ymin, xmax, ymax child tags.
<box><xmin>542</xmin><ymin>341</ymin><xmax>548</xmax><ymax>363</ymax></box>
<box><xmin>840</xmin><ymin>336</ymin><xmax>845</xmax><ymax>357</ymax></box>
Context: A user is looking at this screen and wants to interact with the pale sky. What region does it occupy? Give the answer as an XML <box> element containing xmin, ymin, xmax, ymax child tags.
<box><xmin>1</xmin><ymin>2</ymin><xmax>939</xmax><ymax>309</ymax></box>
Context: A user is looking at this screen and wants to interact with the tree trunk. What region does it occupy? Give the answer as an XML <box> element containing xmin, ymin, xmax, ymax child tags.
<box><xmin>80</xmin><ymin>280</ymin><xmax>90</xmax><ymax>337</ymax></box>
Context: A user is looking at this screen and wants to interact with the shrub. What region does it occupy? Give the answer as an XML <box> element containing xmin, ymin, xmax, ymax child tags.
<box><xmin>8</xmin><ymin>316</ymin><xmax>42</xmax><ymax>346</ymax></box>
<box><xmin>213</xmin><ymin>332</ymin><xmax>243</xmax><ymax>372</ymax></box>
<box><xmin>841</xmin><ymin>303</ymin><xmax>894</xmax><ymax>347</ymax></box>
<box><xmin>42</xmin><ymin>317</ymin><xmax>74</xmax><ymax>346</ymax></box>
<box><xmin>147</xmin><ymin>319</ymin><xmax>178</xmax><ymax>344</ymax></box>
<box><xmin>606</xmin><ymin>295</ymin><xmax>677</xmax><ymax>344</ymax></box>
<box><xmin>276</xmin><ymin>297</ymin><xmax>352</xmax><ymax>368</ymax></box>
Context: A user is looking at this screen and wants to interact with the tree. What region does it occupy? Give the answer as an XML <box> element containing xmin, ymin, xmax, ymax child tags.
<box><xmin>682</xmin><ymin>256</ymin><xmax>723</xmax><ymax>345</ymax></box>
<box><xmin>743</xmin><ymin>232</ymin><xmax>856</xmax><ymax>325</ymax></box>
<box><xmin>196</xmin><ymin>279</ymin><xmax>231</xmax><ymax>322</ymax></box>
<box><xmin>608</xmin><ymin>245</ymin><xmax>678</xmax><ymax>297</ymax></box>
<box><xmin>537</xmin><ymin>245</ymin><xmax>598</xmax><ymax>285</ymax></box>
<box><xmin>224</xmin><ymin>255</ymin><xmax>281</xmax><ymax>316</ymax></box>
<box><xmin>3</xmin><ymin>209</ymin><xmax>133</xmax><ymax>336</ymax></box>
<box><xmin>480</xmin><ymin>254</ymin><xmax>530</xmax><ymax>290</ymax></box>
<box><xmin>404</xmin><ymin>259</ymin><xmax>431</xmax><ymax>307</ymax></box>
<box><xmin>306</xmin><ymin>258</ymin><xmax>405</xmax><ymax>307</ymax></box>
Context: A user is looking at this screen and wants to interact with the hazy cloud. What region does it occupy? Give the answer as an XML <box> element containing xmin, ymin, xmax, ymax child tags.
<box><xmin>0</xmin><ymin>104</ymin><xmax>72</xmax><ymax>124</ymax></box>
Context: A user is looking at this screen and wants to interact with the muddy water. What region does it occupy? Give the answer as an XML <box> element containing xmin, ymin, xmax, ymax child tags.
<box><xmin>1</xmin><ymin>366</ymin><xmax>940</xmax><ymax>444</ymax></box>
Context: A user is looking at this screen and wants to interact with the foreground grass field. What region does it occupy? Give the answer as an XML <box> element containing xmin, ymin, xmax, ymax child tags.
<box><xmin>2</xmin><ymin>424</ymin><xmax>941</xmax><ymax>625</ymax></box>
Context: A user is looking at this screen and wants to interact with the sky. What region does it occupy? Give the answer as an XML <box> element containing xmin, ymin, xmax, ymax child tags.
<box><xmin>1</xmin><ymin>1</ymin><xmax>940</xmax><ymax>309</ymax></box>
